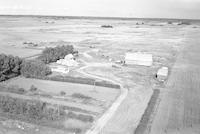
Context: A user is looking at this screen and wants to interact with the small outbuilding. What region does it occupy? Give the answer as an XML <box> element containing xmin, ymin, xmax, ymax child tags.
<box><xmin>156</xmin><ymin>67</ymin><xmax>169</xmax><ymax>81</ymax></box>
<box><xmin>51</xmin><ymin>66</ymin><xmax>69</xmax><ymax>74</ymax></box>
<box><xmin>125</xmin><ymin>52</ymin><xmax>153</xmax><ymax>66</ymax></box>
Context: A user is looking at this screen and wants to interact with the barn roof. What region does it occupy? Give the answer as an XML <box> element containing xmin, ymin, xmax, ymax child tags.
<box><xmin>125</xmin><ymin>52</ymin><xmax>153</xmax><ymax>61</ymax></box>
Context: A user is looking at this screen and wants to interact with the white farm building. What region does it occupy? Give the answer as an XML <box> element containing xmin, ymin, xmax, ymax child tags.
<box><xmin>51</xmin><ymin>54</ymin><xmax>79</xmax><ymax>74</ymax></box>
<box><xmin>56</xmin><ymin>54</ymin><xmax>78</xmax><ymax>67</ymax></box>
<box><xmin>156</xmin><ymin>67</ymin><xmax>169</xmax><ymax>81</ymax></box>
<box><xmin>125</xmin><ymin>52</ymin><xmax>153</xmax><ymax>66</ymax></box>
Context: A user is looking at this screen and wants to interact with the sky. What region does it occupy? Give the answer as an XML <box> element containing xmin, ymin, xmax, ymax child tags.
<box><xmin>0</xmin><ymin>0</ymin><xmax>200</xmax><ymax>19</ymax></box>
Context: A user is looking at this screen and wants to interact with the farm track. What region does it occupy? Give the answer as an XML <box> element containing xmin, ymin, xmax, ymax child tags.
<box><xmin>77</xmin><ymin>58</ymin><xmax>128</xmax><ymax>134</ymax></box>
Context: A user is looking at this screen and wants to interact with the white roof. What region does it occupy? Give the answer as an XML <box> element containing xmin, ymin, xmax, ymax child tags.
<box><xmin>92</xmin><ymin>49</ymin><xmax>100</xmax><ymax>52</ymax></box>
<box><xmin>51</xmin><ymin>66</ymin><xmax>69</xmax><ymax>74</ymax></box>
<box><xmin>64</xmin><ymin>54</ymin><xmax>74</xmax><ymax>59</ymax></box>
<box><xmin>56</xmin><ymin>58</ymin><xmax>78</xmax><ymax>67</ymax></box>
<box><xmin>125</xmin><ymin>52</ymin><xmax>153</xmax><ymax>62</ymax></box>
<box><xmin>157</xmin><ymin>67</ymin><xmax>168</xmax><ymax>76</ymax></box>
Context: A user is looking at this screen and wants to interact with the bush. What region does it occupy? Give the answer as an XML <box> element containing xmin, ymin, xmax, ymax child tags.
<box><xmin>101</xmin><ymin>25</ymin><xmax>113</xmax><ymax>28</ymax></box>
<box><xmin>7</xmin><ymin>86</ymin><xmax>27</xmax><ymax>95</ymax></box>
<box><xmin>60</xmin><ymin>91</ymin><xmax>66</xmax><ymax>96</ymax></box>
<box><xmin>30</xmin><ymin>85</ymin><xmax>37</xmax><ymax>92</ymax></box>
<box><xmin>67</xmin><ymin>111</ymin><xmax>94</xmax><ymax>122</ymax></box>
<box><xmin>72</xmin><ymin>93</ymin><xmax>92</xmax><ymax>100</ymax></box>
<box><xmin>167</xmin><ymin>21</ymin><xmax>173</xmax><ymax>24</ymax></box>
<box><xmin>38</xmin><ymin>45</ymin><xmax>74</xmax><ymax>64</ymax></box>
<box><xmin>20</xmin><ymin>59</ymin><xmax>51</xmax><ymax>78</ymax></box>
<box><xmin>0</xmin><ymin>54</ymin><xmax>23</xmax><ymax>81</ymax></box>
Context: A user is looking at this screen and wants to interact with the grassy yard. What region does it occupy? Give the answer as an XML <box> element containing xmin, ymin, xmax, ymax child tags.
<box><xmin>2</xmin><ymin>77</ymin><xmax>119</xmax><ymax>103</ymax></box>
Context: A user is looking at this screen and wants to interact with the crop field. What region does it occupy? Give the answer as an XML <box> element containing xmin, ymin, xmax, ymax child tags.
<box><xmin>81</xmin><ymin>26</ymin><xmax>200</xmax><ymax>134</ymax></box>
<box><xmin>150</xmin><ymin>27</ymin><xmax>200</xmax><ymax>134</ymax></box>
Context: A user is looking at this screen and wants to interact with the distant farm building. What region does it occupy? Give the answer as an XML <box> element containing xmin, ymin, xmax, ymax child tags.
<box><xmin>156</xmin><ymin>67</ymin><xmax>169</xmax><ymax>81</ymax></box>
<box><xmin>125</xmin><ymin>52</ymin><xmax>153</xmax><ymax>66</ymax></box>
<box><xmin>101</xmin><ymin>25</ymin><xmax>113</xmax><ymax>28</ymax></box>
<box><xmin>56</xmin><ymin>54</ymin><xmax>79</xmax><ymax>67</ymax></box>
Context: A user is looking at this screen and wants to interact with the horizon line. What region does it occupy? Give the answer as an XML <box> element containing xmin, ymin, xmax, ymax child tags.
<box><xmin>0</xmin><ymin>14</ymin><xmax>199</xmax><ymax>21</ymax></box>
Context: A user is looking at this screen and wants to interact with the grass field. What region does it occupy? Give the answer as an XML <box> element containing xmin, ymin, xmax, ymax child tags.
<box><xmin>1</xmin><ymin>76</ymin><xmax>119</xmax><ymax>114</ymax></box>
<box><xmin>0</xmin><ymin>76</ymin><xmax>119</xmax><ymax>133</ymax></box>
<box><xmin>2</xmin><ymin>77</ymin><xmax>118</xmax><ymax>103</ymax></box>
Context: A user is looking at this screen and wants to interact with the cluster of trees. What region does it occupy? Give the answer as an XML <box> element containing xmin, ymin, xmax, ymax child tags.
<box><xmin>38</xmin><ymin>45</ymin><xmax>74</xmax><ymax>64</ymax></box>
<box><xmin>20</xmin><ymin>60</ymin><xmax>51</xmax><ymax>78</ymax></box>
<box><xmin>0</xmin><ymin>54</ymin><xmax>23</xmax><ymax>81</ymax></box>
<box><xmin>0</xmin><ymin>95</ymin><xmax>66</xmax><ymax>121</ymax></box>
<box><xmin>101</xmin><ymin>25</ymin><xmax>113</xmax><ymax>28</ymax></box>
<box><xmin>0</xmin><ymin>54</ymin><xmax>52</xmax><ymax>81</ymax></box>
<box><xmin>0</xmin><ymin>45</ymin><xmax>78</xmax><ymax>81</ymax></box>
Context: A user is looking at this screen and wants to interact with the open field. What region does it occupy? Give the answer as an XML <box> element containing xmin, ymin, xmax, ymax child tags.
<box><xmin>150</xmin><ymin>28</ymin><xmax>200</xmax><ymax>134</ymax></box>
<box><xmin>80</xmin><ymin>23</ymin><xmax>200</xmax><ymax>134</ymax></box>
<box><xmin>1</xmin><ymin>77</ymin><xmax>119</xmax><ymax>112</ymax></box>
<box><xmin>0</xmin><ymin>15</ymin><xmax>200</xmax><ymax>134</ymax></box>
<box><xmin>0</xmin><ymin>76</ymin><xmax>119</xmax><ymax>133</ymax></box>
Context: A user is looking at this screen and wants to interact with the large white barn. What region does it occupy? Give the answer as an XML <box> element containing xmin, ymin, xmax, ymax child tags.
<box><xmin>125</xmin><ymin>52</ymin><xmax>153</xmax><ymax>66</ymax></box>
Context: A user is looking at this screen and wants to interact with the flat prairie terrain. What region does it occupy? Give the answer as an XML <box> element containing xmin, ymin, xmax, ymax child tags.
<box><xmin>0</xmin><ymin>76</ymin><xmax>119</xmax><ymax>133</ymax></box>
<box><xmin>0</xmin><ymin>16</ymin><xmax>200</xmax><ymax>134</ymax></box>
<box><xmin>150</xmin><ymin>28</ymin><xmax>200</xmax><ymax>134</ymax></box>
<box><xmin>83</xmin><ymin>28</ymin><xmax>200</xmax><ymax>134</ymax></box>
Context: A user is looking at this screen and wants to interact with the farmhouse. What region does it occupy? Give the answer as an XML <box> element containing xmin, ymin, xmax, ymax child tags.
<box><xmin>125</xmin><ymin>52</ymin><xmax>153</xmax><ymax>66</ymax></box>
<box><xmin>56</xmin><ymin>54</ymin><xmax>79</xmax><ymax>67</ymax></box>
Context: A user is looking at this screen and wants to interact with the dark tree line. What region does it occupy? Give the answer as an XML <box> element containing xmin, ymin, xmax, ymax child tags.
<box><xmin>20</xmin><ymin>60</ymin><xmax>51</xmax><ymax>78</ymax></box>
<box><xmin>0</xmin><ymin>54</ymin><xmax>23</xmax><ymax>81</ymax></box>
<box><xmin>35</xmin><ymin>75</ymin><xmax>121</xmax><ymax>89</ymax></box>
<box><xmin>0</xmin><ymin>54</ymin><xmax>52</xmax><ymax>81</ymax></box>
<box><xmin>38</xmin><ymin>45</ymin><xmax>74</xmax><ymax>64</ymax></box>
<box><xmin>0</xmin><ymin>45</ymin><xmax>77</xmax><ymax>81</ymax></box>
